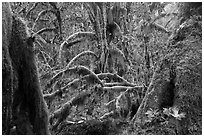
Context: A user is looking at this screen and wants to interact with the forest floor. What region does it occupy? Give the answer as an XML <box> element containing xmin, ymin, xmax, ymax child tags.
<box><xmin>52</xmin><ymin>118</ymin><xmax>129</xmax><ymax>135</ymax></box>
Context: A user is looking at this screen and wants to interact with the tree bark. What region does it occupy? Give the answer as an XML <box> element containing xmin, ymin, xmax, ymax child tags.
<box><xmin>2</xmin><ymin>2</ymin><xmax>50</xmax><ymax>135</ymax></box>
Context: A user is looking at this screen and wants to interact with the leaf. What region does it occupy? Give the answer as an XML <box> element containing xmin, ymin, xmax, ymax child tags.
<box><xmin>163</xmin><ymin>108</ymin><xmax>170</xmax><ymax>116</ymax></box>
<box><xmin>163</xmin><ymin>107</ymin><xmax>186</xmax><ymax>120</ymax></box>
<box><xmin>145</xmin><ymin>109</ymin><xmax>159</xmax><ymax>118</ymax></box>
<box><xmin>145</xmin><ymin>110</ymin><xmax>153</xmax><ymax>115</ymax></box>
<box><xmin>171</xmin><ymin>107</ymin><xmax>186</xmax><ymax>120</ymax></box>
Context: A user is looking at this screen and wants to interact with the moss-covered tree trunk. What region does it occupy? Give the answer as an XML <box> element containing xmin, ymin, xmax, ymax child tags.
<box><xmin>2</xmin><ymin>3</ymin><xmax>13</xmax><ymax>134</ymax></box>
<box><xmin>2</xmin><ymin>2</ymin><xmax>49</xmax><ymax>135</ymax></box>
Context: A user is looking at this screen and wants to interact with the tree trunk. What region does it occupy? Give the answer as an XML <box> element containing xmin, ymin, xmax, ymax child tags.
<box><xmin>2</xmin><ymin>2</ymin><xmax>49</xmax><ymax>135</ymax></box>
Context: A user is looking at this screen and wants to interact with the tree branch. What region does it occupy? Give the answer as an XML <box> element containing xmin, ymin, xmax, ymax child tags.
<box><xmin>50</xmin><ymin>91</ymin><xmax>91</xmax><ymax>129</ymax></box>
<box><xmin>49</xmin><ymin>2</ymin><xmax>62</xmax><ymax>36</ymax></box>
<box><xmin>47</xmin><ymin>65</ymin><xmax>103</xmax><ymax>89</ymax></box>
<box><xmin>32</xmin><ymin>9</ymin><xmax>55</xmax><ymax>30</ymax></box>
<box><xmin>131</xmin><ymin>60</ymin><xmax>163</xmax><ymax>125</ymax></box>
<box><xmin>65</xmin><ymin>50</ymin><xmax>98</xmax><ymax>68</ymax></box>
<box><xmin>150</xmin><ymin>22</ymin><xmax>170</xmax><ymax>34</ymax></box>
<box><xmin>61</xmin><ymin>73</ymin><xmax>104</xmax><ymax>91</ymax></box>
<box><xmin>32</xmin><ymin>28</ymin><xmax>57</xmax><ymax>37</ymax></box>
<box><xmin>43</xmin><ymin>90</ymin><xmax>62</xmax><ymax>103</ymax></box>
<box><xmin>59</xmin><ymin>32</ymin><xmax>97</xmax><ymax>62</ymax></box>
<box><xmin>26</xmin><ymin>3</ymin><xmax>38</xmax><ymax>18</ymax></box>
<box><xmin>103</xmin><ymin>85</ymin><xmax>143</xmax><ymax>92</ymax></box>
<box><xmin>97</xmin><ymin>73</ymin><xmax>133</xmax><ymax>86</ymax></box>
<box><xmin>104</xmin><ymin>82</ymin><xmax>136</xmax><ymax>87</ymax></box>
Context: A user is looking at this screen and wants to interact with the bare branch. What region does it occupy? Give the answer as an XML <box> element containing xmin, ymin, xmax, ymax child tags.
<box><xmin>47</xmin><ymin>65</ymin><xmax>103</xmax><ymax>89</ymax></box>
<box><xmin>103</xmin><ymin>85</ymin><xmax>143</xmax><ymax>92</ymax></box>
<box><xmin>26</xmin><ymin>3</ymin><xmax>38</xmax><ymax>18</ymax></box>
<box><xmin>66</xmin><ymin>31</ymin><xmax>97</xmax><ymax>43</ymax></box>
<box><xmin>32</xmin><ymin>9</ymin><xmax>55</xmax><ymax>30</ymax></box>
<box><xmin>131</xmin><ymin>60</ymin><xmax>163</xmax><ymax>124</ymax></box>
<box><xmin>60</xmin><ymin>40</ymin><xmax>82</xmax><ymax>49</ymax></box>
<box><xmin>43</xmin><ymin>90</ymin><xmax>62</xmax><ymax>103</ymax></box>
<box><xmin>97</xmin><ymin>73</ymin><xmax>133</xmax><ymax>86</ymax></box>
<box><xmin>45</xmin><ymin>73</ymin><xmax>104</xmax><ymax>103</ymax></box>
<box><xmin>29</xmin><ymin>29</ymin><xmax>47</xmax><ymax>44</ymax></box>
<box><xmin>65</xmin><ymin>50</ymin><xmax>98</xmax><ymax>68</ymax></box>
<box><xmin>37</xmin><ymin>49</ymin><xmax>51</xmax><ymax>69</ymax></box>
<box><xmin>32</xmin><ymin>28</ymin><xmax>56</xmax><ymax>37</ymax></box>
<box><xmin>104</xmin><ymin>82</ymin><xmax>136</xmax><ymax>87</ymax></box>
<box><xmin>18</xmin><ymin>6</ymin><xmax>26</xmax><ymax>14</ymax></box>
<box><xmin>61</xmin><ymin>73</ymin><xmax>104</xmax><ymax>91</ymax></box>
<box><xmin>115</xmin><ymin>89</ymin><xmax>129</xmax><ymax>108</ymax></box>
<box><xmin>150</xmin><ymin>22</ymin><xmax>170</xmax><ymax>34</ymax></box>
<box><xmin>100</xmin><ymin>111</ymin><xmax>114</xmax><ymax>119</ymax></box>
<box><xmin>104</xmin><ymin>100</ymin><xmax>116</xmax><ymax>108</ymax></box>
<box><xmin>59</xmin><ymin>32</ymin><xmax>97</xmax><ymax>62</ymax></box>
<box><xmin>104</xmin><ymin>88</ymin><xmax>131</xmax><ymax>116</ymax></box>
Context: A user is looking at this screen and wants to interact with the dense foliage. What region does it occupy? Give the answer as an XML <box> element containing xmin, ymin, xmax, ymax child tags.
<box><xmin>4</xmin><ymin>2</ymin><xmax>202</xmax><ymax>135</ymax></box>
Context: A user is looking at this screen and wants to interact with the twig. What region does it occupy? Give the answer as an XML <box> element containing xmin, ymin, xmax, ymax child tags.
<box><xmin>29</xmin><ymin>29</ymin><xmax>48</xmax><ymax>44</ymax></box>
<box><xmin>104</xmin><ymin>88</ymin><xmax>130</xmax><ymax>110</ymax></box>
<box><xmin>104</xmin><ymin>82</ymin><xmax>136</xmax><ymax>87</ymax></box>
<box><xmin>103</xmin><ymin>85</ymin><xmax>143</xmax><ymax>92</ymax></box>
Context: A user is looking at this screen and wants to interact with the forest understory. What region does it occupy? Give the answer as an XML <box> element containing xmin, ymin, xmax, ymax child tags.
<box><xmin>2</xmin><ymin>2</ymin><xmax>202</xmax><ymax>135</ymax></box>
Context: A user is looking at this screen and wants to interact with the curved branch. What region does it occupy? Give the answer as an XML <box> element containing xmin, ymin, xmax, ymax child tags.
<box><xmin>26</xmin><ymin>3</ymin><xmax>39</xmax><ymax>18</ymax></box>
<box><xmin>61</xmin><ymin>73</ymin><xmax>104</xmax><ymax>91</ymax></box>
<box><xmin>60</xmin><ymin>40</ymin><xmax>82</xmax><ymax>49</ymax></box>
<box><xmin>58</xmin><ymin>31</ymin><xmax>97</xmax><ymax>63</ymax></box>
<box><xmin>65</xmin><ymin>50</ymin><xmax>98</xmax><ymax>68</ymax></box>
<box><xmin>32</xmin><ymin>28</ymin><xmax>57</xmax><ymax>37</ymax></box>
<box><xmin>48</xmin><ymin>65</ymin><xmax>102</xmax><ymax>89</ymax></box>
<box><xmin>32</xmin><ymin>9</ymin><xmax>55</xmax><ymax>30</ymax></box>
<box><xmin>65</xmin><ymin>31</ymin><xmax>97</xmax><ymax>43</ymax></box>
